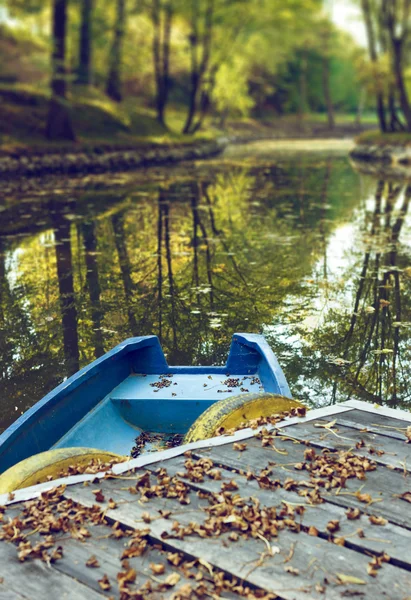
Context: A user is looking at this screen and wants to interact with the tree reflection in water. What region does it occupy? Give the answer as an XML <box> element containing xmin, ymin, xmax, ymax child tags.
<box><xmin>2</xmin><ymin>154</ymin><xmax>411</xmax><ymax>433</ymax></box>
<box><xmin>270</xmin><ymin>178</ymin><xmax>411</xmax><ymax>409</ymax></box>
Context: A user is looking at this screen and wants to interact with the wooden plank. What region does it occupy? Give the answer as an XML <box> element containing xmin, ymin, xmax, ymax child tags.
<box><xmin>64</xmin><ymin>471</ymin><xmax>411</xmax><ymax>599</ymax></box>
<box><xmin>194</xmin><ymin>435</ymin><xmax>411</xmax><ymax>531</ymax></box>
<box><xmin>335</xmin><ymin>409</ymin><xmax>410</xmax><ymax>440</ymax></box>
<box><xmin>344</xmin><ymin>400</ymin><xmax>411</xmax><ymax>423</ymax></box>
<box><xmin>143</xmin><ymin>454</ymin><xmax>411</xmax><ymax>570</ymax></box>
<box><xmin>0</xmin><ymin>540</ymin><xmax>105</xmax><ymax>600</ymax></box>
<box><xmin>53</xmin><ymin>524</ymin><xmax>242</xmax><ymax>599</ymax></box>
<box><xmin>1</xmin><ymin>508</ymin><xmax>246</xmax><ymax>599</ymax></box>
<box><xmin>279</xmin><ymin>420</ymin><xmax>411</xmax><ymax>472</ymax></box>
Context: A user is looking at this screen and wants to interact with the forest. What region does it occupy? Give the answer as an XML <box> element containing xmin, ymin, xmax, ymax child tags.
<box><xmin>0</xmin><ymin>0</ymin><xmax>403</xmax><ymax>146</ymax></box>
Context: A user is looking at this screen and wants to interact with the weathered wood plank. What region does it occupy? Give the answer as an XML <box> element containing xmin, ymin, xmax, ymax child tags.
<box><xmin>194</xmin><ymin>435</ymin><xmax>411</xmax><ymax>530</ymax></box>
<box><xmin>279</xmin><ymin>420</ymin><xmax>411</xmax><ymax>471</ymax></box>
<box><xmin>142</xmin><ymin>454</ymin><xmax>411</xmax><ymax>570</ymax></box>
<box><xmin>0</xmin><ymin>539</ymin><xmax>105</xmax><ymax>600</ymax></box>
<box><xmin>53</xmin><ymin>524</ymin><xmax>242</xmax><ymax>599</ymax></box>
<box><xmin>335</xmin><ymin>409</ymin><xmax>410</xmax><ymax>441</ymax></box>
<box><xmin>64</xmin><ymin>473</ymin><xmax>411</xmax><ymax>599</ymax></box>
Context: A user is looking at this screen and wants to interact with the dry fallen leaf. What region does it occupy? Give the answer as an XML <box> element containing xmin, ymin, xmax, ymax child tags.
<box><xmin>326</xmin><ymin>519</ymin><xmax>340</xmax><ymax>533</ymax></box>
<box><xmin>337</xmin><ymin>573</ymin><xmax>366</xmax><ymax>585</ymax></box>
<box><xmin>355</xmin><ymin>492</ymin><xmax>372</xmax><ymax>504</ymax></box>
<box><xmin>150</xmin><ymin>563</ymin><xmax>165</xmax><ymax>575</ymax></box>
<box><xmin>284</xmin><ymin>565</ymin><xmax>299</xmax><ymax>575</ymax></box>
<box><xmin>369</xmin><ymin>515</ymin><xmax>387</xmax><ymax>526</ymax></box>
<box><xmin>98</xmin><ymin>574</ymin><xmax>111</xmax><ymax>591</ymax></box>
<box><xmin>346</xmin><ymin>507</ymin><xmax>361</xmax><ymax>520</ymax></box>
<box><xmin>165</xmin><ymin>572</ymin><xmax>181</xmax><ymax>587</ymax></box>
<box><xmin>233</xmin><ymin>443</ymin><xmax>247</xmax><ymax>452</ymax></box>
<box><xmin>86</xmin><ymin>555</ymin><xmax>100</xmax><ymax>568</ymax></box>
<box><xmin>92</xmin><ymin>489</ymin><xmax>105</xmax><ymax>503</ymax></box>
<box><xmin>399</xmin><ymin>492</ymin><xmax>411</xmax><ymax>503</ymax></box>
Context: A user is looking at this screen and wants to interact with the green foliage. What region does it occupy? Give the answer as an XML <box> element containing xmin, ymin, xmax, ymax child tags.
<box><xmin>0</xmin><ymin>0</ymin><xmax>371</xmax><ymax>136</ymax></box>
<box><xmin>213</xmin><ymin>57</ymin><xmax>254</xmax><ymax>120</ymax></box>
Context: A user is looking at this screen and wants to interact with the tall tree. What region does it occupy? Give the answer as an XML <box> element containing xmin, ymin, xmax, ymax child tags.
<box><xmin>46</xmin><ymin>0</ymin><xmax>76</xmax><ymax>140</ymax></box>
<box><xmin>183</xmin><ymin>0</ymin><xmax>214</xmax><ymax>134</ymax></box>
<box><xmin>320</xmin><ymin>24</ymin><xmax>335</xmax><ymax>130</ymax></box>
<box><xmin>76</xmin><ymin>0</ymin><xmax>93</xmax><ymax>85</ymax></box>
<box><xmin>106</xmin><ymin>0</ymin><xmax>126</xmax><ymax>101</ymax></box>
<box><xmin>151</xmin><ymin>0</ymin><xmax>173</xmax><ymax>126</ymax></box>
<box><xmin>360</xmin><ymin>0</ymin><xmax>387</xmax><ymax>132</ymax></box>
<box><xmin>381</xmin><ymin>0</ymin><xmax>411</xmax><ymax>131</ymax></box>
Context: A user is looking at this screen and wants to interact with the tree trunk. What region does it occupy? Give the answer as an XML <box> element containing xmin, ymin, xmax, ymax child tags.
<box><xmin>388</xmin><ymin>88</ymin><xmax>405</xmax><ymax>131</ymax></box>
<box><xmin>183</xmin><ymin>0</ymin><xmax>213</xmax><ymax>134</ymax></box>
<box><xmin>322</xmin><ymin>55</ymin><xmax>335</xmax><ymax>130</ymax></box>
<box><xmin>360</xmin><ymin>0</ymin><xmax>387</xmax><ymax>132</ymax></box>
<box><xmin>106</xmin><ymin>0</ymin><xmax>126</xmax><ymax>102</ymax></box>
<box><xmin>76</xmin><ymin>0</ymin><xmax>93</xmax><ymax>85</ymax></box>
<box><xmin>46</xmin><ymin>0</ymin><xmax>75</xmax><ymax>140</ymax></box>
<box><xmin>298</xmin><ymin>50</ymin><xmax>307</xmax><ymax>130</ymax></box>
<box><xmin>152</xmin><ymin>0</ymin><xmax>172</xmax><ymax>126</ymax></box>
<box><xmin>392</xmin><ymin>38</ymin><xmax>411</xmax><ymax>131</ymax></box>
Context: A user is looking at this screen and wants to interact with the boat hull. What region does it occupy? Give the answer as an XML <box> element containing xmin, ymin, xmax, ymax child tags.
<box><xmin>0</xmin><ymin>333</ymin><xmax>291</xmax><ymax>473</ymax></box>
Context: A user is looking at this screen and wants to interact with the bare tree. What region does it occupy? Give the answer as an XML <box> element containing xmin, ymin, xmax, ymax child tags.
<box><xmin>106</xmin><ymin>0</ymin><xmax>126</xmax><ymax>102</ymax></box>
<box><xmin>152</xmin><ymin>0</ymin><xmax>173</xmax><ymax>126</ymax></box>
<box><xmin>76</xmin><ymin>0</ymin><xmax>93</xmax><ymax>85</ymax></box>
<box><xmin>183</xmin><ymin>0</ymin><xmax>214</xmax><ymax>134</ymax></box>
<box><xmin>46</xmin><ymin>0</ymin><xmax>76</xmax><ymax>140</ymax></box>
<box><xmin>381</xmin><ymin>0</ymin><xmax>411</xmax><ymax>131</ymax></box>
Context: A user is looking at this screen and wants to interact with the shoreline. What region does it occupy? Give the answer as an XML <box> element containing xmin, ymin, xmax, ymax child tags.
<box><xmin>0</xmin><ymin>138</ymin><xmax>227</xmax><ymax>178</ymax></box>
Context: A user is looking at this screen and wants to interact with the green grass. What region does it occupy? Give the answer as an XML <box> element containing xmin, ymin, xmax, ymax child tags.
<box><xmin>306</xmin><ymin>112</ymin><xmax>378</xmax><ymax>125</ymax></box>
<box><xmin>355</xmin><ymin>130</ymin><xmax>411</xmax><ymax>145</ymax></box>
<box><xmin>0</xmin><ymin>84</ymin><xmax>218</xmax><ymax>154</ymax></box>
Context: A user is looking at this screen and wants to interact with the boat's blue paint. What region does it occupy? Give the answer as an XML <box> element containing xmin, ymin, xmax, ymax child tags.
<box><xmin>0</xmin><ymin>333</ymin><xmax>291</xmax><ymax>473</ymax></box>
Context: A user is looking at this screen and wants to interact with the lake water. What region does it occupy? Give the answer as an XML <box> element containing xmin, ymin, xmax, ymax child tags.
<box><xmin>1</xmin><ymin>140</ymin><xmax>411</xmax><ymax>433</ymax></box>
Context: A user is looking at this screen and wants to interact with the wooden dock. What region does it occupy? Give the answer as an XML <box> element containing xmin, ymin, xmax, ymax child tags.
<box><xmin>1</xmin><ymin>399</ymin><xmax>411</xmax><ymax>599</ymax></box>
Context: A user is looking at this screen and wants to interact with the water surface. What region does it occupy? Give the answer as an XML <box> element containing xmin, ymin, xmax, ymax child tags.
<box><xmin>1</xmin><ymin>141</ymin><xmax>411</xmax><ymax>433</ymax></box>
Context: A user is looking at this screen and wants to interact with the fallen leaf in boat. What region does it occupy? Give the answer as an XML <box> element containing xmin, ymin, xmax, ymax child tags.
<box><xmin>308</xmin><ymin>526</ymin><xmax>319</xmax><ymax>536</ymax></box>
<box><xmin>346</xmin><ymin>508</ymin><xmax>361</xmax><ymax>520</ymax></box>
<box><xmin>336</xmin><ymin>573</ymin><xmax>366</xmax><ymax>585</ymax></box>
<box><xmin>399</xmin><ymin>492</ymin><xmax>411</xmax><ymax>503</ymax></box>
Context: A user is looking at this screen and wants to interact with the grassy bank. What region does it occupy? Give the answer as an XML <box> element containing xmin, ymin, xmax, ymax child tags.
<box><xmin>0</xmin><ymin>85</ymin><xmax>374</xmax><ymax>158</ymax></box>
<box><xmin>355</xmin><ymin>130</ymin><xmax>411</xmax><ymax>146</ymax></box>
<box><xmin>0</xmin><ymin>85</ymin><xmax>218</xmax><ymax>155</ymax></box>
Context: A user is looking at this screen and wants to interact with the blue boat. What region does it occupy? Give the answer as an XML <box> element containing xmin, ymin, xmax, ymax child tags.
<box><xmin>0</xmin><ymin>333</ymin><xmax>292</xmax><ymax>474</ymax></box>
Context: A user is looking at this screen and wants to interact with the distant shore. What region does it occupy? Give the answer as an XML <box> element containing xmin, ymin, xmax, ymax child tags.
<box><xmin>350</xmin><ymin>131</ymin><xmax>411</xmax><ymax>167</ymax></box>
<box><xmin>0</xmin><ymin>138</ymin><xmax>228</xmax><ymax>178</ymax></box>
